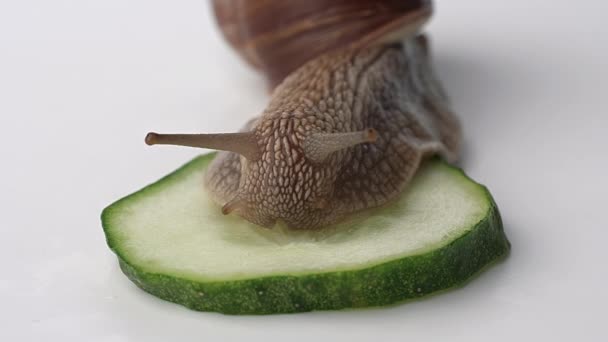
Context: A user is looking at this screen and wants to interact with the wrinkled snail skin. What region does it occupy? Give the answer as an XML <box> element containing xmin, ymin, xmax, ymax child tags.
<box><xmin>203</xmin><ymin>37</ymin><xmax>461</xmax><ymax>229</ymax></box>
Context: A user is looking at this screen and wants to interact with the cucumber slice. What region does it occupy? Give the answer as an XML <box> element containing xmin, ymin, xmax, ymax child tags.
<box><xmin>102</xmin><ymin>154</ymin><xmax>509</xmax><ymax>314</ymax></box>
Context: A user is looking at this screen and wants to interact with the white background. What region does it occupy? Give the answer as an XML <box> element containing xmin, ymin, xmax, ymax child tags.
<box><xmin>1</xmin><ymin>0</ymin><xmax>607</xmax><ymax>341</ymax></box>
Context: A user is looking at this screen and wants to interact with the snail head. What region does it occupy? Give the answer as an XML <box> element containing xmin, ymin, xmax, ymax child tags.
<box><xmin>145</xmin><ymin>121</ymin><xmax>376</xmax><ymax>229</ymax></box>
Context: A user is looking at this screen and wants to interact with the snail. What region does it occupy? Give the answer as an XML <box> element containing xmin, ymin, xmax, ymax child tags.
<box><xmin>145</xmin><ymin>0</ymin><xmax>461</xmax><ymax>230</ymax></box>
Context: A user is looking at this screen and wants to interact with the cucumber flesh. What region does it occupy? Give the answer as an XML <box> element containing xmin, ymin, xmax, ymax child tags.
<box><xmin>102</xmin><ymin>154</ymin><xmax>509</xmax><ymax>314</ymax></box>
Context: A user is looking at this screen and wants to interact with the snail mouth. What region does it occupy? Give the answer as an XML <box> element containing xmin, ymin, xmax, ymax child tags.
<box><xmin>235</xmin><ymin>209</ymin><xmax>278</xmax><ymax>229</ymax></box>
<box><xmin>232</xmin><ymin>206</ymin><xmax>329</xmax><ymax>230</ymax></box>
<box><xmin>220</xmin><ymin>192</ymin><xmax>328</xmax><ymax>230</ymax></box>
<box><xmin>254</xmin><ymin>216</ymin><xmax>278</xmax><ymax>229</ymax></box>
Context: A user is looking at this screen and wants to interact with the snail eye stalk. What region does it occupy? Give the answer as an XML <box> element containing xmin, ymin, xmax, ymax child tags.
<box><xmin>145</xmin><ymin>131</ymin><xmax>261</xmax><ymax>161</ymax></box>
<box><xmin>302</xmin><ymin>128</ymin><xmax>377</xmax><ymax>163</ymax></box>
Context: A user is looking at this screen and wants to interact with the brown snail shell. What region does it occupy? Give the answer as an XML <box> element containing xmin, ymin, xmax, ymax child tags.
<box><xmin>212</xmin><ymin>0</ymin><xmax>433</xmax><ymax>88</ymax></box>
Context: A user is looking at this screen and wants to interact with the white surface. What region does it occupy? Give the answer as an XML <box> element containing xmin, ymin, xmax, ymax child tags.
<box><xmin>0</xmin><ymin>0</ymin><xmax>606</xmax><ymax>341</ymax></box>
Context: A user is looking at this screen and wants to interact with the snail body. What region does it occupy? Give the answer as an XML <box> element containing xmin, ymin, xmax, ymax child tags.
<box><xmin>146</xmin><ymin>0</ymin><xmax>461</xmax><ymax>230</ymax></box>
